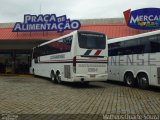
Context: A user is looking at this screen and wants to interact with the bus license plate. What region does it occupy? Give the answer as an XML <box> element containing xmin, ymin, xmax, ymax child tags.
<box><xmin>90</xmin><ymin>74</ymin><xmax>95</xmax><ymax>78</ymax></box>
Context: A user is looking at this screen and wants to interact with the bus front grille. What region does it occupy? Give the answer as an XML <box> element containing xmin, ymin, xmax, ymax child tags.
<box><xmin>64</xmin><ymin>65</ymin><xmax>71</xmax><ymax>79</ymax></box>
<box><xmin>157</xmin><ymin>67</ymin><xmax>160</xmax><ymax>84</ymax></box>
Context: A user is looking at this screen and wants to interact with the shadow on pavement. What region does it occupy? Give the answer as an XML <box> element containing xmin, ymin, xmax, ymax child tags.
<box><xmin>105</xmin><ymin>80</ymin><xmax>126</xmax><ymax>86</ymax></box>
<box><xmin>35</xmin><ymin>75</ymin><xmax>106</xmax><ymax>89</ymax></box>
<box><xmin>60</xmin><ymin>82</ymin><xmax>105</xmax><ymax>89</ymax></box>
<box><xmin>106</xmin><ymin>80</ymin><xmax>160</xmax><ymax>92</ymax></box>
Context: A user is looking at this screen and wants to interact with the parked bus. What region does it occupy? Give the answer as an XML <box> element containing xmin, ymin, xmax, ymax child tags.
<box><xmin>107</xmin><ymin>30</ymin><xmax>160</xmax><ymax>89</ymax></box>
<box><xmin>30</xmin><ymin>30</ymin><xmax>108</xmax><ymax>83</ymax></box>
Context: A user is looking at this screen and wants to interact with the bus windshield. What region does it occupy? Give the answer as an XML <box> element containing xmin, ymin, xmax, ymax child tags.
<box><xmin>78</xmin><ymin>31</ymin><xmax>106</xmax><ymax>49</ymax></box>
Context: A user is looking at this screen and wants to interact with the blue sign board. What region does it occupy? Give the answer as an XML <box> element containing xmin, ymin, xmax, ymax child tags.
<box><xmin>124</xmin><ymin>8</ymin><xmax>160</xmax><ymax>30</ymax></box>
<box><xmin>13</xmin><ymin>14</ymin><xmax>81</xmax><ymax>32</ymax></box>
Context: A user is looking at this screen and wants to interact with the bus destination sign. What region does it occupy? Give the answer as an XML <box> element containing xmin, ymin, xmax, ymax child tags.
<box><xmin>13</xmin><ymin>14</ymin><xmax>81</xmax><ymax>32</ymax></box>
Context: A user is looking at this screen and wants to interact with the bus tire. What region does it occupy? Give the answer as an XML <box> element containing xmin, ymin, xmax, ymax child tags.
<box><xmin>50</xmin><ymin>71</ymin><xmax>57</xmax><ymax>83</ymax></box>
<box><xmin>137</xmin><ymin>73</ymin><xmax>149</xmax><ymax>89</ymax></box>
<box><xmin>56</xmin><ymin>71</ymin><xmax>62</xmax><ymax>84</ymax></box>
<box><xmin>124</xmin><ymin>72</ymin><xmax>135</xmax><ymax>87</ymax></box>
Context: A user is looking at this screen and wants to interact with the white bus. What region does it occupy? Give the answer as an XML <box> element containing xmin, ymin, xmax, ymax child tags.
<box><xmin>30</xmin><ymin>30</ymin><xmax>108</xmax><ymax>83</ymax></box>
<box><xmin>108</xmin><ymin>30</ymin><xmax>160</xmax><ymax>89</ymax></box>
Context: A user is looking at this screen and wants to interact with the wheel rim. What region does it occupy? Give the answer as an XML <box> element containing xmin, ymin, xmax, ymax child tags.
<box><xmin>51</xmin><ymin>73</ymin><xmax>54</xmax><ymax>81</ymax></box>
<box><xmin>140</xmin><ymin>77</ymin><xmax>147</xmax><ymax>85</ymax></box>
<box><xmin>56</xmin><ymin>75</ymin><xmax>61</xmax><ymax>83</ymax></box>
<box><xmin>126</xmin><ymin>76</ymin><xmax>132</xmax><ymax>85</ymax></box>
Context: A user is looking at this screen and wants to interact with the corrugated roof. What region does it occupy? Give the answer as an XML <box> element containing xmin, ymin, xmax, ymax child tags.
<box><xmin>0</xmin><ymin>24</ymin><xmax>155</xmax><ymax>40</ymax></box>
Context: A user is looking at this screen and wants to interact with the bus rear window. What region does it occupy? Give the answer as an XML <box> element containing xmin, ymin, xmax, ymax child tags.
<box><xmin>78</xmin><ymin>31</ymin><xmax>106</xmax><ymax>49</ymax></box>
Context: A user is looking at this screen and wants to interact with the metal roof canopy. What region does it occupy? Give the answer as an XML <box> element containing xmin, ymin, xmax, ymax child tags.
<box><xmin>0</xmin><ymin>24</ymin><xmax>155</xmax><ymax>41</ymax></box>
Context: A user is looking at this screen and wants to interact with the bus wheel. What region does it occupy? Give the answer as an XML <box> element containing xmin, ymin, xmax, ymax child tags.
<box><xmin>138</xmin><ymin>73</ymin><xmax>149</xmax><ymax>89</ymax></box>
<box><xmin>56</xmin><ymin>74</ymin><xmax>62</xmax><ymax>84</ymax></box>
<box><xmin>124</xmin><ymin>73</ymin><xmax>135</xmax><ymax>87</ymax></box>
<box><xmin>51</xmin><ymin>71</ymin><xmax>57</xmax><ymax>83</ymax></box>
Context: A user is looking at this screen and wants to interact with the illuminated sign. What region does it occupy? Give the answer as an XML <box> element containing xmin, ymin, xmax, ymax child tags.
<box><xmin>13</xmin><ymin>14</ymin><xmax>81</xmax><ymax>32</ymax></box>
<box><xmin>123</xmin><ymin>8</ymin><xmax>160</xmax><ymax>30</ymax></box>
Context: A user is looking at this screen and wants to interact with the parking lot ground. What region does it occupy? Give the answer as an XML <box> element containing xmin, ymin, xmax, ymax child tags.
<box><xmin>0</xmin><ymin>75</ymin><xmax>160</xmax><ymax>120</ymax></box>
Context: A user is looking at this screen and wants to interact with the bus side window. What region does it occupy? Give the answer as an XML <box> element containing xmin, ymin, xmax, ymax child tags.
<box><xmin>149</xmin><ymin>35</ymin><xmax>160</xmax><ymax>53</ymax></box>
<box><xmin>117</xmin><ymin>47</ymin><xmax>125</xmax><ymax>55</ymax></box>
<box><xmin>109</xmin><ymin>42</ymin><xmax>125</xmax><ymax>56</ymax></box>
<box><xmin>124</xmin><ymin>39</ymin><xmax>138</xmax><ymax>55</ymax></box>
<box><xmin>108</xmin><ymin>49</ymin><xmax>112</xmax><ymax>56</ymax></box>
<box><xmin>139</xmin><ymin>37</ymin><xmax>149</xmax><ymax>54</ymax></box>
<box><xmin>108</xmin><ymin>49</ymin><xmax>117</xmax><ymax>56</ymax></box>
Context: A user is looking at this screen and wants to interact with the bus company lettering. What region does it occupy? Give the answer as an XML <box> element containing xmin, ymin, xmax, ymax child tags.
<box><xmin>79</xmin><ymin>64</ymin><xmax>106</xmax><ymax>67</ymax></box>
<box><xmin>13</xmin><ymin>14</ymin><xmax>81</xmax><ymax>32</ymax></box>
<box><xmin>109</xmin><ymin>54</ymin><xmax>158</xmax><ymax>66</ymax></box>
<box><xmin>50</xmin><ymin>54</ymin><xmax>65</xmax><ymax>60</ymax></box>
<box><xmin>88</xmin><ymin>68</ymin><xmax>98</xmax><ymax>72</ymax></box>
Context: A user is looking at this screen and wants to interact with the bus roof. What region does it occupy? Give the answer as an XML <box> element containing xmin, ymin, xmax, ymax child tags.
<box><xmin>107</xmin><ymin>30</ymin><xmax>160</xmax><ymax>44</ymax></box>
<box><xmin>38</xmin><ymin>30</ymin><xmax>107</xmax><ymax>47</ymax></box>
<box><xmin>39</xmin><ymin>31</ymin><xmax>77</xmax><ymax>47</ymax></box>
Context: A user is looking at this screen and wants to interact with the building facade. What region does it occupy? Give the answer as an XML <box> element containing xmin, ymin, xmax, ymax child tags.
<box><xmin>0</xmin><ymin>18</ymin><xmax>153</xmax><ymax>74</ymax></box>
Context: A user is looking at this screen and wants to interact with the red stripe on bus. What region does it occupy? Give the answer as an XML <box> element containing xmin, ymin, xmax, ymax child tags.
<box><xmin>94</xmin><ymin>50</ymin><xmax>102</xmax><ymax>55</ymax></box>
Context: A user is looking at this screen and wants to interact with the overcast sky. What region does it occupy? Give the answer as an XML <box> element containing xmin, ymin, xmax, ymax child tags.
<box><xmin>0</xmin><ymin>0</ymin><xmax>159</xmax><ymax>23</ymax></box>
